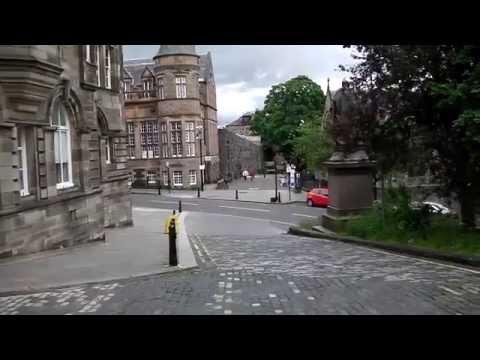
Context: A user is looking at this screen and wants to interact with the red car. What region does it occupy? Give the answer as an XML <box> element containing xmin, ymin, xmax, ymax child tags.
<box><xmin>307</xmin><ymin>188</ymin><xmax>329</xmax><ymax>207</ymax></box>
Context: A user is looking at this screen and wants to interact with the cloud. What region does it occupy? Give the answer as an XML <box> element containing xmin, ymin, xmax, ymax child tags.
<box><xmin>123</xmin><ymin>45</ymin><xmax>359</xmax><ymax>126</ymax></box>
<box><xmin>216</xmin><ymin>82</ymin><xmax>269</xmax><ymax>127</ymax></box>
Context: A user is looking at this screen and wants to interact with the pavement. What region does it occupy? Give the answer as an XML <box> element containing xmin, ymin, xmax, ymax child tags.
<box><xmin>1</xmin><ymin>196</ymin><xmax>480</xmax><ymax>315</ymax></box>
<box><xmin>0</xmin><ymin>207</ymin><xmax>196</xmax><ymax>295</ymax></box>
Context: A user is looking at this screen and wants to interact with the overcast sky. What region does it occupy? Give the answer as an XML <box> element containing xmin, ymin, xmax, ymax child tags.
<box><xmin>123</xmin><ymin>45</ymin><xmax>358</xmax><ymax>127</ymax></box>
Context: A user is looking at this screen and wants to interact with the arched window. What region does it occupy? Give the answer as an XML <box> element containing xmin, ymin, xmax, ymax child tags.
<box><xmin>97</xmin><ymin>109</ymin><xmax>112</xmax><ymax>167</ymax></box>
<box><xmin>52</xmin><ymin>101</ymin><xmax>73</xmax><ymax>189</ymax></box>
<box><xmin>157</xmin><ymin>77</ymin><xmax>165</xmax><ymax>99</ymax></box>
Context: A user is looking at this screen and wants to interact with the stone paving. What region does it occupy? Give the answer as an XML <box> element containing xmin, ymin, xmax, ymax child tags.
<box><xmin>1</xmin><ymin>232</ymin><xmax>479</xmax><ymax>315</ymax></box>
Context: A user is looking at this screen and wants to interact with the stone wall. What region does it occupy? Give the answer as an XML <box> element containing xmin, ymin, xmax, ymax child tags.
<box><xmin>0</xmin><ymin>45</ymin><xmax>132</xmax><ymax>259</ymax></box>
<box><xmin>0</xmin><ymin>190</ymin><xmax>104</xmax><ymax>258</ymax></box>
<box><xmin>219</xmin><ymin>128</ymin><xmax>263</xmax><ymax>180</ymax></box>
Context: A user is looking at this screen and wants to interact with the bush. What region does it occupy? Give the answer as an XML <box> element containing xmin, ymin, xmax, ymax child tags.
<box><xmin>380</xmin><ymin>186</ymin><xmax>433</xmax><ymax>238</ymax></box>
<box><xmin>343</xmin><ymin>186</ymin><xmax>480</xmax><ymax>256</ymax></box>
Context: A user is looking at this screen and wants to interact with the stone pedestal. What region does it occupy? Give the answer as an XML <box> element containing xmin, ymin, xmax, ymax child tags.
<box><xmin>322</xmin><ymin>160</ymin><xmax>375</xmax><ymax>232</ymax></box>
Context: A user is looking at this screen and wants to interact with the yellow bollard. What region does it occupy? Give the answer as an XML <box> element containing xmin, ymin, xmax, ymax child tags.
<box><xmin>164</xmin><ymin>214</ymin><xmax>180</xmax><ymax>234</ymax></box>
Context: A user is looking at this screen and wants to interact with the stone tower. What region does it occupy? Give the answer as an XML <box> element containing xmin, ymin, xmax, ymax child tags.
<box><xmin>123</xmin><ymin>45</ymin><xmax>219</xmax><ymax>188</ymax></box>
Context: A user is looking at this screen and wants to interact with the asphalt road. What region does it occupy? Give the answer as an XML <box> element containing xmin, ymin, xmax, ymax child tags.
<box><xmin>1</xmin><ymin>195</ymin><xmax>479</xmax><ymax>315</ymax></box>
<box><xmin>132</xmin><ymin>193</ymin><xmax>326</xmax><ymax>227</ymax></box>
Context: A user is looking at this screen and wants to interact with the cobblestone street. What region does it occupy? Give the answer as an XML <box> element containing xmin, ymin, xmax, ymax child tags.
<box><xmin>1</xmin><ymin>230</ymin><xmax>480</xmax><ymax>315</ymax></box>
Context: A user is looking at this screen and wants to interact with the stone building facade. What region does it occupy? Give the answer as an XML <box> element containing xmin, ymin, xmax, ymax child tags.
<box><xmin>123</xmin><ymin>45</ymin><xmax>219</xmax><ymax>189</ymax></box>
<box><xmin>0</xmin><ymin>45</ymin><xmax>132</xmax><ymax>258</ymax></box>
<box><xmin>224</xmin><ymin>112</ymin><xmax>255</xmax><ymax>136</ymax></box>
<box><xmin>219</xmin><ymin>114</ymin><xmax>263</xmax><ymax>181</ymax></box>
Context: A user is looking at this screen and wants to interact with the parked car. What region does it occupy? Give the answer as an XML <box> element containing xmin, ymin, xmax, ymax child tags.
<box><xmin>403</xmin><ymin>201</ymin><xmax>452</xmax><ymax>216</ymax></box>
<box><xmin>422</xmin><ymin>201</ymin><xmax>451</xmax><ymax>215</ymax></box>
<box><xmin>307</xmin><ymin>188</ymin><xmax>329</xmax><ymax>207</ymax></box>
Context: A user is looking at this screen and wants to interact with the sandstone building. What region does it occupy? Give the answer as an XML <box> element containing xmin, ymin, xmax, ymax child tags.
<box><xmin>123</xmin><ymin>45</ymin><xmax>219</xmax><ymax>189</ymax></box>
<box><xmin>0</xmin><ymin>45</ymin><xmax>132</xmax><ymax>258</ymax></box>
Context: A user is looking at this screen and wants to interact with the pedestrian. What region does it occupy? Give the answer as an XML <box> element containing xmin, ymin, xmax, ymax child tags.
<box><xmin>242</xmin><ymin>169</ymin><xmax>249</xmax><ymax>181</ymax></box>
<box><xmin>250</xmin><ymin>168</ymin><xmax>255</xmax><ymax>182</ymax></box>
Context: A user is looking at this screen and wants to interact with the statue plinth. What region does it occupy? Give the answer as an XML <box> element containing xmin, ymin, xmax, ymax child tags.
<box><xmin>322</xmin><ymin>160</ymin><xmax>376</xmax><ymax>232</ymax></box>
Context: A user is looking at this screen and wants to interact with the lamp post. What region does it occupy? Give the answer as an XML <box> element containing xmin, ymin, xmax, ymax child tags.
<box><xmin>273</xmin><ymin>147</ymin><xmax>280</xmax><ymax>202</ymax></box>
<box><xmin>196</xmin><ymin>125</ymin><xmax>204</xmax><ymax>192</ymax></box>
<box><xmin>166</xmin><ymin>161</ymin><xmax>171</xmax><ymax>193</ymax></box>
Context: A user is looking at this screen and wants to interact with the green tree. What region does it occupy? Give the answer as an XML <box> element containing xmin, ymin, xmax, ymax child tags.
<box><xmin>251</xmin><ymin>76</ymin><xmax>326</xmax><ymax>167</ymax></box>
<box><xmin>292</xmin><ymin>117</ymin><xmax>334</xmax><ymax>173</ymax></box>
<box><xmin>342</xmin><ymin>45</ymin><xmax>480</xmax><ymax>228</ymax></box>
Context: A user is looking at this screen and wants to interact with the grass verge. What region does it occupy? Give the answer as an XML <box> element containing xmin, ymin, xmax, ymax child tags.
<box><xmin>341</xmin><ymin>212</ymin><xmax>480</xmax><ymax>257</ymax></box>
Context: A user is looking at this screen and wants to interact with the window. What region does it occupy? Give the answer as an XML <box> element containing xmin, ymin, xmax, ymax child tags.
<box><xmin>85</xmin><ymin>45</ymin><xmax>91</xmax><ymax>63</ymax></box>
<box><xmin>189</xmin><ymin>170</ymin><xmax>197</xmax><ymax>185</ymax></box>
<box><xmin>175</xmin><ymin>76</ymin><xmax>187</xmax><ymax>98</ymax></box>
<box><xmin>163</xmin><ymin>171</ymin><xmax>169</xmax><ymax>186</ymax></box>
<box><xmin>170</xmin><ymin>121</ymin><xmax>182</xmax><ymax>157</ymax></box>
<box><xmin>160</xmin><ymin>122</ymin><xmax>168</xmax><ymax>158</ymax></box>
<box><xmin>173</xmin><ymin>171</ymin><xmax>183</xmax><ymax>186</ymax></box>
<box><xmin>158</xmin><ymin>78</ymin><xmax>165</xmax><ymax>99</ymax></box>
<box><xmin>123</xmin><ymin>79</ymin><xmax>133</xmax><ymax>99</ymax></box>
<box><xmin>161</xmin><ymin>133</ymin><xmax>168</xmax><ymax>143</ymax></box>
<box><xmin>17</xmin><ymin>126</ymin><xmax>29</xmax><ymax>197</ymax></box>
<box><xmin>95</xmin><ymin>46</ymin><xmax>101</xmax><ymax>86</ymax></box>
<box><xmin>127</xmin><ymin>122</ymin><xmax>135</xmax><ymax>159</ymax></box>
<box><xmin>53</xmin><ymin>102</ymin><xmax>73</xmax><ymax>189</ymax></box>
<box><xmin>140</xmin><ymin>120</ymin><xmax>159</xmax><ymax>159</ymax></box>
<box><xmin>185</xmin><ymin>122</ymin><xmax>195</xmax><ymax>157</ymax></box>
<box><xmin>186</xmin><ymin>143</ymin><xmax>195</xmax><ymax>157</ymax></box>
<box><xmin>147</xmin><ymin>170</ymin><xmax>157</xmax><ymax>184</ymax></box>
<box><xmin>105</xmin><ymin>46</ymin><xmax>112</xmax><ymax>89</ymax></box>
<box><xmin>162</xmin><ymin>145</ymin><xmax>168</xmax><ymax>158</ymax></box>
<box><xmin>143</xmin><ymin>79</ymin><xmax>154</xmax><ymax>98</ymax></box>
<box><xmin>105</xmin><ymin>137</ymin><xmax>111</xmax><ymax>164</ymax></box>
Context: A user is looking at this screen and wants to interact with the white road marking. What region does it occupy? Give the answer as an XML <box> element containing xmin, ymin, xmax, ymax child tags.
<box><xmin>218</xmin><ymin>205</ymin><xmax>271</xmax><ymax>213</ymax></box>
<box><xmin>132</xmin><ymin>207</ymin><xmax>171</xmax><ymax>212</ymax></box>
<box><xmin>183</xmin><ymin>202</ymin><xmax>199</xmax><ymax>206</ymax></box>
<box><xmin>439</xmin><ymin>286</ymin><xmax>463</xmax><ymax>296</ymax></box>
<box><xmin>150</xmin><ymin>200</ymin><xmax>179</xmax><ymax>205</ymax></box>
<box><xmin>364</xmin><ymin>247</ymin><xmax>480</xmax><ymax>275</ymax></box>
<box><xmin>293</xmin><ymin>213</ymin><xmax>317</xmax><ymax>218</ymax></box>
<box><xmin>199</xmin><ymin>212</ymin><xmax>294</xmax><ymax>226</ymax></box>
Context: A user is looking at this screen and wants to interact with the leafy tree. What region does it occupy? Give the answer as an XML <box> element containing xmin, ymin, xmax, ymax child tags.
<box><xmin>292</xmin><ymin>117</ymin><xmax>334</xmax><ymax>174</ymax></box>
<box><xmin>251</xmin><ymin>75</ymin><xmax>326</xmax><ymax>167</ymax></box>
<box><xmin>341</xmin><ymin>45</ymin><xmax>480</xmax><ymax>228</ymax></box>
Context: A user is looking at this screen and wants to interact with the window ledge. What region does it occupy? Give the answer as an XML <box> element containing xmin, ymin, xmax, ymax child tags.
<box><xmin>56</xmin><ymin>182</ymin><xmax>75</xmax><ymax>191</ymax></box>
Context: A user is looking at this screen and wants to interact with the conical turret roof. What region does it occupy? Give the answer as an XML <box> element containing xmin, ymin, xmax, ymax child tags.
<box><xmin>154</xmin><ymin>45</ymin><xmax>198</xmax><ymax>58</ymax></box>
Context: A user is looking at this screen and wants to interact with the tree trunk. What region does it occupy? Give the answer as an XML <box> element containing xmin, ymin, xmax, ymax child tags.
<box><xmin>459</xmin><ymin>186</ymin><xmax>476</xmax><ymax>229</ymax></box>
<box><xmin>381</xmin><ymin>173</ymin><xmax>386</xmax><ymax>224</ymax></box>
<box><xmin>458</xmin><ymin>158</ymin><xmax>477</xmax><ymax>229</ymax></box>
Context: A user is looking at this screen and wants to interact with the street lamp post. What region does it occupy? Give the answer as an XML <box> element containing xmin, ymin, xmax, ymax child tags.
<box><xmin>166</xmin><ymin>161</ymin><xmax>171</xmax><ymax>193</ymax></box>
<box><xmin>288</xmin><ymin>171</ymin><xmax>291</xmax><ymax>201</ymax></box>
<box><xmin>196</xmin><ymin>126</ymin><xmax>204</xmax><ymax>192</ymax></box>
<box><xmin>274</xmin><ymin>159</ymin><xmax>278</xmax><ymax>202</ymax></box>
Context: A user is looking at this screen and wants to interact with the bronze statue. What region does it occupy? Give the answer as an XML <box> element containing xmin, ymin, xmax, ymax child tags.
<box><xmin>327</xmin><ymin>80</ymin><xmax>369</xmax><ymax>162</ymax></box>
